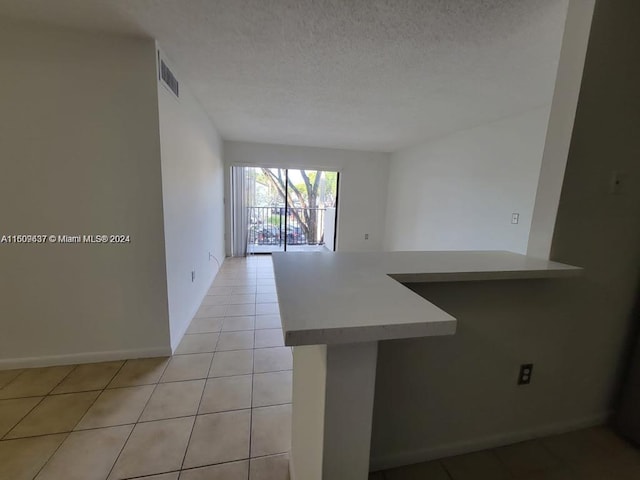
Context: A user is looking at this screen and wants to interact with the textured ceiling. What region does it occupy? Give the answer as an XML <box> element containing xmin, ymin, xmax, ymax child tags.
<box><xmin>0</xmin><ymin>0</ymin><xmax>569</xmax><ymax>151</ymax></box>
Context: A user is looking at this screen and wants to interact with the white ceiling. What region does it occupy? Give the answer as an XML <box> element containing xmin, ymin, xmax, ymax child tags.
<box><xmin>0</xmin><ymin>0</ymin><xmax>569</xmax><ymax>152</ymax></box>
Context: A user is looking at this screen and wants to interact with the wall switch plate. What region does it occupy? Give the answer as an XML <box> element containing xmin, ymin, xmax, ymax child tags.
<box><xmin>364</xmin><ymin>233</ymin><xmax>369</xmax><ymax>240</ymax></box>
<box><xmin>191</xmin><ymin>270</ymin><xmax>196</xmax><ymax>282</ymax></box>
<box><xmin>518</xmin><ymin>363</ymin><xmax>533</xmax><ymax>385</ymax></box>
<box><xmin>511</xmin><ymin>213</ymin><xmax>520</xmax><ymax>224</ymax></box>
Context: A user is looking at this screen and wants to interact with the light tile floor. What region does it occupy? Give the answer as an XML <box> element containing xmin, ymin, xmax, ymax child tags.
<box><xmin>2</xmin><ymin>255</ymin><xmax>640</xmax><ymax>480</ymax></box>
<box><xmin>0</xmin><ymin>255</ymin><xmax>291</xmax><ymax>480</ymax></box>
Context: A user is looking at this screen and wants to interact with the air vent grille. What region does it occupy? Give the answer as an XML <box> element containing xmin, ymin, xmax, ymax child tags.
<box><xmin>160</xmin><ymin>59</ymin><xmax>179</xmax><ymax>98</ymax></box>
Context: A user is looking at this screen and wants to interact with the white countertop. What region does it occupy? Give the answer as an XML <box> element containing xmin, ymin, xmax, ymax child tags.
<box><xmin>272</xmin><ymin>250</ymin><xmax>581</xmax><ymax>346</ymax></box>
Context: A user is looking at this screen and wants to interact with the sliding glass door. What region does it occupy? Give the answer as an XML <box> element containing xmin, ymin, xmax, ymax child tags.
<box><xmin>237</xmin><ymin>167</ymin><xmax>338</xmax><ymax>255</ymax></box>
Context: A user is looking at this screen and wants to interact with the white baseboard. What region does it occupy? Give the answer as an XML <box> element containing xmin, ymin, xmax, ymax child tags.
<box><xmin>0</xmin><ymin>346</ymin><xmax>173</xmax><ymax>370</ymax></box>
<box><xmin>169</xmin><ymin>256</ymin><xmax>225</xmax><ymax>353</ymax></box>
<box><xmin>369</xmin><ymin>411</ymin><xmax>613</xmax><ymax>472</ymax></box>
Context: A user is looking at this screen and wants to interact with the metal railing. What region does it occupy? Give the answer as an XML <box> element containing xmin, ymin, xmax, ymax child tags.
<box><xmin>248</xmin><ymin>206</ymin><xmax>326</xmax><ymax>247</ymax></box>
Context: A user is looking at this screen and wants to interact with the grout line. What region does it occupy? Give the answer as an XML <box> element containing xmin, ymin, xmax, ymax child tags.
<box><xmin>104</xmin><ymin>359</ymin><xmax>172</xmax><ymax>480</ymax></box>
<box><xmin>438</xmin><ymin>459</ymin><xmax>455</xmax><ymax>479</ymax></box>
<box><xmin>2</xmin><ymin>362</ymin><xmax>124</xmax><ymax>441</ymax></box>
<box><xmin>29</xmin><ymin>360</ymin><xmax>127</xmax><ymax>479</ymax></box>
<box><xmin>247</xmin><ymin>269</ymin><xmax>260</xmax><ymax>480</ymax></box>
<box><xmin>121</xmin><ymin>453</ymin><xmax>284</xmax><ymax>480</ymax></box>
<box><xmin>0</xmin><ymin>396</ymin><xmax>46</xmax><ymax>441</ymax></box>
<box><xmin>178</xmin><ymin>321</ymin><xmax>222</xmax><ymax>471</ymax></box>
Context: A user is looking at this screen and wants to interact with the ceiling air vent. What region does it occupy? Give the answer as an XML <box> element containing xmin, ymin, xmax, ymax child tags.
<box><xmin>159</xmin><ymin>56</ymin><xmax>179</xmax><ymax>98</ymax></box>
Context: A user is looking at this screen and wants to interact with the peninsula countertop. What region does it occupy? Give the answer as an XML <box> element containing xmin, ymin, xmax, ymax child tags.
<box><xmin>272</xmin><ymin>250</ymin><xmax>582</xmax><ymax>346</ymax></box>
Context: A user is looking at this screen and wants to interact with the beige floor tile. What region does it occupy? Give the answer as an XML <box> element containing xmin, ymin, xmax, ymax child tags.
<box><xmin>195</xmin><ymin>305</ymin><xmax>227</xmax><ymax>318</ymax></box>
<box><xmin>51</xmin><ymin>361</ymin><xmax>124</xmax><ymax>394</ymax></box>
<box><xmin>222</xmin><ymin>316</ymin><xmax>256</xmax><ymax>332</ymax></box>
<box><xmin>541</xmin><ymin>429</ymin><xmax>607</xmax><ymax>467</ymax></box>
<box><xmin>250</xmin><ymin>453</ymin><xmax>290</xmax><ymax>480</ymax></box>
<box><xmin>255</xmin><ymin>315</ymin><xmax>282</xmax><ymax>330</ymax></box>
<box><xmin>6</xmin><ymin>391</ymin><xmax>99</xmax><ymax>438</ymax></box>
<box><xmin>229</xmin><ymin>294</ymin><xmax>256</xmax><ymax>304</ymax></box>
<box><xmin>257</xmin><ymin>285</ymin><xmax>277</xmax><ymax>294</ymax></box>
<box><xmin>570</xmin><ymin>461</ymin><xmax>640</xmax><ymax>479</ymax></box>
<box><xmin>186</xmin><ymin>317</ymin><xmax>224</xmax><ymax>334</ymax></box>
<box><xmin>175</xmin><ymin>333</ymin><xmax>219</xmax><ymax>354</ymax></box>
<box><xmin>108</xmin><ymin>357</ymin><xmax>169</xmax><ymax>388</ymax></box>
<box><xmin>253</xmin><ymin>347</ymin><xmax>292</xmax><ymax>373</ymax></box>
<box><xmin>199</xmin><ymin>375</ymin><xmax>252</xmax><ymax>414</ymax></box>
<box><xmin>441</xmin><ymin>450</ymin><xmax>511</xmax><ymax>480</ymax></box>
<box><xmin>76</xmin><ymin>385</ymin><xmax>154</xmax><ymax>429</ymax></box>
<box><xmin>209</xmin><ymin>350</ymin><xmax>254</xmax><ymax>377</ymax></box>
<box><xmin>180</xmin><ymin>460</ymin><xmax>249</xmax><ymax>480</ymax></box>
<box><xmin>252</xmin><ymin>371</ymin><xmax>292</xmax><ymax>407</ymax></box>
<box><xmin>0</xmin><ymin>397</ymin><xmax>42</xmax><ymax>438</ymax></box>
<box><xmin>183</xmin><ymin>410</ymin><xmax>251</xmax><ymax>468</ymax></box>
<box><xmin>138</xmin><ymin>473</ymin><xmax>179</xmax><ymax>480</ymax></box>
<box><xmin>256</xmin><ymin>294</ymin><xmax>278</xmax><ymax>304</ymax></box>
<box><xmin>0</xmin><ymin>369</ymin><xmax>23</xmax><ymax>389</ymax></box>
<box><xmin>160</xmin><ymin>353</ymin><xmax>213</xmax><ymax>383</ymax></box>
<box><xmin>208</xmin><ymin>286</ymin><xmax>235</xmax><ymax>296</ymax></box>
<box><xmin>495</xmin><ymin>440</ymin><xmax>561</xmax><ymax>477</ymax></box>
<box><xmin>232</xmin><ymin>286</ymin><xmax>257</xmax><ymax>295</ymax></box>
<box><xmin>251</xmin><ymin>404</ymin><xmax>291</xmax><ymax>457</ymax></box>
<box><xmin>0</xmin><ymin>365</ymin><xmax>75</xmax><ymax>399</ymax></box>
<box><xmin>108</xmin><ymin>416</ymin><xmax>194</xmax><ymax>480</ymax></box>
<box><xmin>217</xmin><ymin>331</ymin><xmax>255</xmax><ymax>351</ymax></box>
<box><xmin>518</xmin><ymin>467</ymin><xmax>578</xmax><ymax>479</ymax></box>
<box><xmin>201</xmin><ymin>295</ymin><xmax>231</xmax><ymax>306</ymax></box>
<box><xmin>385</xmin><ymin>461</ymin><xmax>451</xmax><ymax>479</ymax></box>
<box><xmin>587</xmin><ymin>427</ymin><xmax>640</xmax><ymax>464</ymax></box>
<box><xmin>255</xmin><ymin>329</ymin><xmax>285</xmax><ymax>348</ymax></box>
<box><xmin>35</xmin><ymin>424</ymin><xmax>133</xmax><ymax>480</ymax></box>
<box><xmin>0</xmin><ymin>434</ymin><xmax>67</xmax><ymax>480</ymax></box>
<box><xmin>226</xmin><ymin>303</ymin><xmax>257</xmax><ymax>317</ymax></box>
<box><xmin>140</xmin><ymin>379</ymin><xmax>205</xmax><ymax>422</ymax></box>
<box><xmin>228</xmin><ymin>278</ymin><xmax>258</xmax><ymax>286</ymax></box>
<box><xmin>256</xmin><ymin>303</ymin><xmax>280</xmax><ymax>316</ymax></box>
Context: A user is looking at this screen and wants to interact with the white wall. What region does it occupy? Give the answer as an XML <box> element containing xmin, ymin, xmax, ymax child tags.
<box><xmin>156</xmin><ymin>49</ymin><xmax>226</xmax><ymax>351</ymax></box>
<box><xmin>223</xmin><ymin>141</ymin><xmax>390</xmax><ymax>253</ymax></box>
<box><xmin>371</xmin><ymin>278</ymin><xmax>609</xmax><ymax>469</ymax></box>
<box><xmin>0</xmin><ymin>22</ymin><xmax>171</xmax><ymax>367</ymax></box>
<box><xmin>384</xmin><ymin>107</ymin><xmax>551</xmax><ymax>254</ymax></box>
<box><xmin>373</xmin><ymin>0</ymin><xmax>639</xmax><ymax>469</ymax></box>
<box><xmin>527</xmin><ymin>0</ymin><xmax>596</xmax><ymax>260</ymax></box>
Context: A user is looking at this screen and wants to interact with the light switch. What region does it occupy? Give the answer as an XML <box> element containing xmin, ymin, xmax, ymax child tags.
<box><xmin>511</xmin><ymin>213</ymin><xmax>520</xmax><ymax>224</ymax></box>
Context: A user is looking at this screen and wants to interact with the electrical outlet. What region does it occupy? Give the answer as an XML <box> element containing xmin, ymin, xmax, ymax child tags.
<box><xmin>511</xmin><ymin>213</ymin><xmax>520</xmax><ymax>224</ymax></box>
<box><xmin>191</xmin><ymin>270</ymin><xmax>196</xmax><ymax>282</ymax></box>
<box><xmin>518</xmin><ymin>363</ymin><xmax>533</xmax><ymax>385</ymax></box>
<box><xmin>364</xmin><ymin>233</ymin><xmax>369</xmax><ymax>240</ymax></box>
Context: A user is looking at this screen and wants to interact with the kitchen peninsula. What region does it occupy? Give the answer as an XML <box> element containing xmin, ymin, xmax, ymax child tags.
<box><xmin>272</xmin><ymin>251</ymin><xmax>581</xmax><ymax>480</ymax></box>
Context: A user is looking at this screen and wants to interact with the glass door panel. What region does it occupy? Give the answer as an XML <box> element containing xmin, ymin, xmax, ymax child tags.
<box><xmin>241</xmin><ymin>167</ymin><xmax>339</xmax><ymax>254</ymax></box>
<box><xmin>285</xmin><ymin>169</ymin><xmax>338</xmax><ymax>252</ymax></box>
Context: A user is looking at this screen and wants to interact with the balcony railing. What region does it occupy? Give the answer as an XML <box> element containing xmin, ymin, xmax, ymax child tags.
<box><xmin>248</xmin><ymin>206</ymin><xmax>326</xmax><ymax>247</ymax></box>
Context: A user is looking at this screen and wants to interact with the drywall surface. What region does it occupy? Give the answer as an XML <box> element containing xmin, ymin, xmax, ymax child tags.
<box><xmin>384</xmin><ymin>108</ymin><xmax>550</xmax><ymax>254</ymax></box>
<box><xmin>223</xmin><ymin>141</ymin><xmax>390</xmax><ymax>254</ymax></box>
<box><xmin>549</xmin><ymin>0</ymin><xmax>640</xmax><ymax>426</ymax></box>
<box><xmin>157</xmin><ymin>49</ymin><xmax>226</xmax><ymax>351</ymax></box>
<box><xmin>0</xmin><ymin>22</ymin><xmax>170</xmax><ymax>366</ymax></box>
<box><xmin>371</xmin><ymin>278</ymin><xmax>607</xmax><ymax>469</ymax></box>
<box><xmin>527</xmin><ymin>0</ymin><xmax>596</xmax><ymax>259</ymax></box>
<box><xmin>372</xmin><ymin>0</ymin><xmax>639</xmax><ymax>469</ymax></box>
